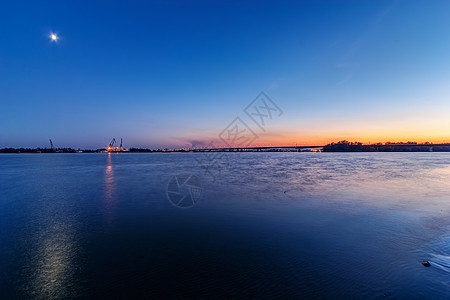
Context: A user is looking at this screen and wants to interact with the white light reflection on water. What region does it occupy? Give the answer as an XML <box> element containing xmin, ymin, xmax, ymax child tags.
<box><xmin>102</xmin><ymin>153</ymin><xmax>117</xmax><ymax>226</ymax></box>
<box><xmin>30</xmin><ymin>224</ymin><xmax>77</xmax><ymax>298</ymax></box>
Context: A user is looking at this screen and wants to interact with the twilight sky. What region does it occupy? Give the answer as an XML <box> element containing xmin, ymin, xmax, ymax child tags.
<box><xmin>1</xmin><ymin>0</ymin><xmax>449</xmax><ymax>149</ymax></box>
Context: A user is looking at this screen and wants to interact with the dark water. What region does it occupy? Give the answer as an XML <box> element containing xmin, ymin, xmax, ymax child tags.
<box><xmin>1</xmin><ymin>153</ymin><xmax>449</xmax><ymax>299</ymax></box>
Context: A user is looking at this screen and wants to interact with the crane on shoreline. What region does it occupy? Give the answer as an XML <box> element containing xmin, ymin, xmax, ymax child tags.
<box><xmin>107</xmin><ymin>138</ymin><xmax>116</xmax><ymax>152</ymax></box>
<box><xmin>107</xmin><ymin>138</ymin><xmax>127</xmax><ymax>152</ymax></box>
<box><xmin>49</xmin><ymin>139</ymin><xmax>62</xmax><ymax>152</ymax></box>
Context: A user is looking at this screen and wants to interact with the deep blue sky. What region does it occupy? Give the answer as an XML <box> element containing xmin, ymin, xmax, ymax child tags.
<box><xmin>1</xmin><ymin>0</ymin><xmax>449</xmax><ymax>148</ymax></box>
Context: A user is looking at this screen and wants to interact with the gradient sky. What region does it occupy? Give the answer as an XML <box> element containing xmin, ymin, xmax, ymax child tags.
<box><xmin>1</xmin><ymin>0</ymin><xmax>449</xmax><ymax>149</ymax></box>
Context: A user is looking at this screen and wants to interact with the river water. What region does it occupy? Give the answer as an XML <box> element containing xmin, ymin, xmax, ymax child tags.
<box><xmin>1</xmin><ymin>153</ymin><xmax>449</xmax><ymax>298</ymax></box>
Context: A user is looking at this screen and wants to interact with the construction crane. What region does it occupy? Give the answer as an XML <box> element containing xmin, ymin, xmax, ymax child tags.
<box><xmin>49</xmin><ymin>139</ymin><xmax>55</xmax><ymax>152</ymax></box>
<box><xmin>106</xmin><ymin>138</ymin><xmax>126</xmax><ymax>152</ymax></box>
<box><xmin>107</xmin><ymin>138</ymin><xmax>116</xmax><ymax>152</ymax></box>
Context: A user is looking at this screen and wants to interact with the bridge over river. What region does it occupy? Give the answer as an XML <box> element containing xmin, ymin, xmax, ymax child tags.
<box><xmin>190</xmin><ymin>143</ymin><xmax>450</xmax><ymax>152</ymax></box>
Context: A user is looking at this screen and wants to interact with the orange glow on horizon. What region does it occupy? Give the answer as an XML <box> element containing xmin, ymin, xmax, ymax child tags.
<box><xmin>199</xmin><ymin>133</ymin><xmax>450</xmax><ymax>148</ymax></box>
<box><xmin>241</xmin><ymin>136</ymin><xmax>450</xmax><ymax>147</ymax></box>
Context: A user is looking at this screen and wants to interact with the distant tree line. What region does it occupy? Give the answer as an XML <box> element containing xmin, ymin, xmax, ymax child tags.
<box><xmin>128</xmin><ymin>148</ymin><xmax>191</xmax><ymax>152</ymax></box>
<box><xmin>0</xmin><ymin>147</ymin><xmax>77</xmax><ymax>153</ymax></box>
<box><xmin>322</xmin><ymin>140</ymin><xmax>450</xmax><ymax>152</ymax></box>
<box><xmin>0</xmin><ymin>148</ymin><xmax>104</xmax><ymax>153</ymax></box>
<box><xmin>2</xmin><ymin>141</ymin><xmax>450</xmax><ymax>153</ymax></box>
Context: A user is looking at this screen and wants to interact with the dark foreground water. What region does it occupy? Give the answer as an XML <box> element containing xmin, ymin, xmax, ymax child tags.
<box><xmin>1</xmin><ymin>153</ymin><xmax>449</xmax><ymax>299</ymax></box>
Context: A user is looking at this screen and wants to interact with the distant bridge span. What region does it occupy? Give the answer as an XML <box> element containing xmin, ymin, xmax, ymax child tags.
<box><xmin>193</xmin><ymin>145</ymin><xmax>324</xmax><ymax>151</ymax></box>
<box><xmin>192</xmin><ymin>143</ymin><xmax>450</xmax><ymax>152</ymax></box>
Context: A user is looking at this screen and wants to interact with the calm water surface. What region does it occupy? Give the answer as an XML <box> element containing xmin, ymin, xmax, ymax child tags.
<box><xmin>1</xmin><ymin>153</ymin><xmax>449</xmax><ymax>298</ymax></box>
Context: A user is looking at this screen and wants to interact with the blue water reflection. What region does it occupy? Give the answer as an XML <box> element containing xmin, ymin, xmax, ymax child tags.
<box><xmin>0</xmin><ymin>153</ymin><xmax>449</xmax><ymax>298</ymax></box>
